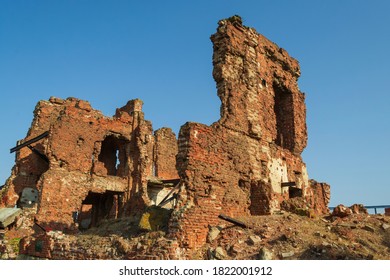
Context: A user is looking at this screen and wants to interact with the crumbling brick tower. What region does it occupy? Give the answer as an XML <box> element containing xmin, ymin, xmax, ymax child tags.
<box><xmin>169</xmin><ymin>16</ymin><xmax>330</xmax><ymax>250</ymax></box>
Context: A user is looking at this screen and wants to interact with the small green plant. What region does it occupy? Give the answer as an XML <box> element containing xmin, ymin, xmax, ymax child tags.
<box><xmin>9</xmin><ymin>238</ymin><xmax>21</xmax><ymax>255</ymax></box>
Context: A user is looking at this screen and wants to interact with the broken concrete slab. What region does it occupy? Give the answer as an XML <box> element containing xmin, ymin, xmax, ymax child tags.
<box><xmin>258</xmin><ymin>247</ymin><xmax>273</xmax><ymax>260</ymax></box>
<box><xmin>248</xmin><ymin>235</ymin><xmax>262</xmax><ymax>245</ymax></box>
<box><xmin>207</xmin><ymin>226</ymin><xmax>222</xmax><ymax>243</ymax></box>
<box><xmin>281</xmin><ymin>251</ymin><xmax>295</xmax><ymax>259</ymax></box>
<box><xmin>381</xmin><ymin>223</ymin><xmax>390</xmax><ymax>231</ymax></box>
<box><xmin>0</xmin><ymin>208</ymin><xmax>22</xmax><ymax>228</ymax></box>
<box><xmin>214</xmin><ymin>247</ymin><xmax>227</xmax><ymax>260</ymax></box>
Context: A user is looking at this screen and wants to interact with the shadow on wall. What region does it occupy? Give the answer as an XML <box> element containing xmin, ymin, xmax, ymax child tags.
<box><xmin>97</xmin><ymin>135</ymin><xmax>129</xmax><ymax>177</ymax></box>
<box><xmin>79</xmin><ymin>190</ymin><xmax>125</xmax><ymax>230</ymax></box>
<box><xmin>12</xmin><ymin>142</ymin><xmax>50</xmax><ymax>208</ymax></box>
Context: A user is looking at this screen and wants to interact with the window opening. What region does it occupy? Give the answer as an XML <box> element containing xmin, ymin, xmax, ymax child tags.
<box><xmin>98</xmin><ymin>135</ymin><xmax>128</xmax><ymax>177</ymax></box>
<box><xmin>274</xmin><ymin>82</ymin><xmax>295</xmax><ymax>151</ymax></box>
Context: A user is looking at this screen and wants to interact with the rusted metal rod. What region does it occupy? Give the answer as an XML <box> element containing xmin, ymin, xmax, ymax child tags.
<box><xmin>10</xmin><ymin>131</ymin><xmax>49</xmax><ymax>153</ymax></box>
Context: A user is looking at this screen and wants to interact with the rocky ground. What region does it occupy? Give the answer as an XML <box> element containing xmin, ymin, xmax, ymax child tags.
<box><xmin>1</xmin><ymin>209</ymin><xmax>390</xmax><ymax>260</ymax></box>
<box><xmin>204</xmin><ymin>212</ymin><xmax>390</xmax><ymax>260</ymax></box>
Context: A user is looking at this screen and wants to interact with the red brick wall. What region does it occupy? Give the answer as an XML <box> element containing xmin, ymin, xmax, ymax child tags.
<box><xmin>154</xmin><ymin>128</ymin><xmax>179</xmax><ymax>180</ymax></box>
<box><xmin>306</xmin><ymin>180</ymin><xmax>331</xmax><ymax>215</ymax></box>
<box><xmin>19</xmin><ymin>233</ymin><xmax>52</xmax><ymax>259</ymax></box>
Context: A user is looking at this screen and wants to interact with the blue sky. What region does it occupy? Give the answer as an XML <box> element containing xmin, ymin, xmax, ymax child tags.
<box><xmin>1</xmin><ymin>0</ymin><xmax>389</xmax><ymax>208</ymax></box>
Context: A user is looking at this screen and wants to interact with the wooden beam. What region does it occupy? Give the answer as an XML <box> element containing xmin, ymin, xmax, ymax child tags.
<box><xmin>158</xmin><ymin>194</ymin><xmax>178</xmax><ymax>207</ymax></box>
<box><xmin>161</xmin><ymin>178</ymin><xmax>180</xmax><ymax>185</ymax></box>
<box><xmin>157</xmin><ymin>181</ymin><xmax>181</xmax><ymax>207</ymax></box>
<box><xmin>281</xmin><ymin>182</ymin><xmax>296</xmax><ymax>187</ymax></box>
<box><xmin>218</xmin><ymin>214</ymin><xmax>248</xmax><ymax>228</ymax></box>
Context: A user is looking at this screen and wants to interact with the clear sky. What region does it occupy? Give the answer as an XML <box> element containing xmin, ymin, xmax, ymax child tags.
<box><xmin>1</xmin><ymin>0</ymin><xmax>389</xmax><ymax>208</ymax></box>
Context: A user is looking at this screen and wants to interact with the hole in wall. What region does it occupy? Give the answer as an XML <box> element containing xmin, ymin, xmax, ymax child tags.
<box><xmin>98</xmin><ymin>135</ymin><xmax>128</xmax><ymax>177</ymax></box>
<box><xmin>289</xmin><ymin>187</ymin><xmax>303</xmax><ymax>199</ymax></box>
<box><xmin>79</xmin><ymin>191</ymin><xmax>123</xmax><ymax>229</ymax></box>
<box><xmin>238</xmin><ymin>179</ymin><xmax>250</xmax><ymax>191</ymax></box>
<box><xmin>77</xmin><ymin>137</ymin><xmax>85</xmax><ymax>146</ymax></box>
<box><xmin>18</xmin><ymin>187</ymin><xmax>39</xmax><ymax>208</ymax></box>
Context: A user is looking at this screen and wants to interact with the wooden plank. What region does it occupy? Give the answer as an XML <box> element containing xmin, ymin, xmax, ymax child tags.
<box><xmin>218</xmin><ymin>214</ymin><xmax>248</xmax><ymax>228</ymax></box>
<box><xmin>148</xmin><ymin>178</ymin><xmax>180</xmax><ymax>188</ymax></box>
<box><xmin>281</xmin><ymin>182</ymin><xmax>296</xmax><ymax>187</ymax></box>
<box><xmin>158</xmin><ymin>194</ymin><xmax>178</xmax><ymax>207</ymax></box>
<box><xmin>158</xmin><ymin>181</ymin><xmax>181</xmax><ymax>207</ymax></box>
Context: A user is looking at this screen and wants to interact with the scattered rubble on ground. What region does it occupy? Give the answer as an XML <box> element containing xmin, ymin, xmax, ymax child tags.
<box><xmin>2</xmin><ymin>209</ymin><xmax>390</xmax><ymax>260</ymax></box>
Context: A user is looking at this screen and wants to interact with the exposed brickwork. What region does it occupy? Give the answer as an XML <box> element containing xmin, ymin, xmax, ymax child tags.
<box><xmin>153</xmin><ymin>128</ymin><xmax>178</xmax><ymax>179</ymax></box>
<box><xmin>211</xmin><ymin>16</ymin><xmax>306</xmax><ymax>155</ymax></box>
<box><xmin>18</xmin><ymin>229</ymin><xmax>181</xmax><ymax>260</ymax></box>
<box><xmin>306</xmin><ymin>180</ymin><xmax>331</xmax><ymax>215</ymax></box>
<box><xmin>19</xmin><ymin>232</ymin><xmax>52</xmax><ymax>259</ymax></box>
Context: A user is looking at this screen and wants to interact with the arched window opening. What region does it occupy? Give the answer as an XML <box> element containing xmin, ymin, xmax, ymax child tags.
<box><xmin>97</xmin><ymin>135</ymin><xmax>128</xmax><ymax>177</ymax></box>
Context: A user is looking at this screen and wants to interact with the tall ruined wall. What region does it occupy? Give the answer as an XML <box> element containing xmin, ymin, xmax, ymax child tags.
<box><xmin>212</xmin><ymin>16</ymin><xmax>307</xmax><ymax>155</ymax></box>
<box><xmin>170</xmin><ymin>16</ymin><xmax>328</xmax><ymax>252</ymax></box>
<box><xmin>1</xmin><ymin>97</ymin><xmax>61</xmax><ymax>207</ymax></box>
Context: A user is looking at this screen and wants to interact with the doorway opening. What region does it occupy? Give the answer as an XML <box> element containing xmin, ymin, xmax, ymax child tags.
<box><xmin>79</xmin><ymin>190</ymin><xmax>124</xmax><ymax>229</ymax></box>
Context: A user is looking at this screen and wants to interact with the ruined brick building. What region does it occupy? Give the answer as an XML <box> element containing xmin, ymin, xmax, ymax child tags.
<box><xmin>0</xmin><ymin>16</ymin><xmax>330</xmax><ymax>257</ymax></box>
